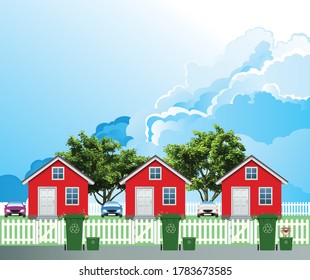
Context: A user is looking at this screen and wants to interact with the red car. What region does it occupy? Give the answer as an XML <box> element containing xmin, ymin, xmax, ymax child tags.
<box><xmin>4</xmin><ymin>201</ymin><xmax>26</xmax><ymax>217</ymax></box>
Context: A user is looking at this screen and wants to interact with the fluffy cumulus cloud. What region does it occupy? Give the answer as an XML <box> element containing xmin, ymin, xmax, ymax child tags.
<box><xmin>125</xmin><ymin>28</ymin><xmax>310</xmax><ymax>149</ymax></box>
<box><xmin>93</xmin><ymin>116</ymin><xmax>133</xmax><ymax>147</ymax></box>
<box><xmin>215</xmin><ymin>92</ymin><xmax>310</xmax><ymax>143</ymax></box>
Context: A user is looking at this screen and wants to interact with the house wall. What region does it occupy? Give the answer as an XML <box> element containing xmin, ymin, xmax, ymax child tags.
<box><xmin>27</xmin><ymin>160</ymin><xmax>89</xmax><ymax>218</ymax></box>
<box><xmin>222</xmin><ymin>160</ymin><xmax>282</xmax><ymax>218</ymax></box>
<box><xmin>125</xmin><ymin>160</ymin><xmax>186</xmax><ymax>218</ymax></box>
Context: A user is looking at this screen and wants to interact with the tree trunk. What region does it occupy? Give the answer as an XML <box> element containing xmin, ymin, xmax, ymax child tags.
<box><xmin>203</xmin><ymin>189</ymin><xmax>208</xmax><ymax>201</ymax></box>
<box><xmin>197</xmin><ymin>190</ymin><xmax>204</xmax><ymax>202</ymax></box>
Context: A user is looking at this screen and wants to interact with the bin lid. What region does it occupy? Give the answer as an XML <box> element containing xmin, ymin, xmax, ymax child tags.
<box><xmin>160</xmin><ymin>213</ymin><xmax>182</xmax><ymax>220</ymax></box>
<box><xmin>64</xmin><ymin>213</ymin><xmax>86</xmax><ymax>220</ymax></box>
<box><xmin>256</xmin><ymin>214</ymin><xmax>279</xmax><ymax>220</ymax></box>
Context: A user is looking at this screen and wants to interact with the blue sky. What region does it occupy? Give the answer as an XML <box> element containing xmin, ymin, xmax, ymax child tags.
<box><xmin>1</xmin><ymin>1</ymin><xmax>310</xmax><ymax>202</ymax></box>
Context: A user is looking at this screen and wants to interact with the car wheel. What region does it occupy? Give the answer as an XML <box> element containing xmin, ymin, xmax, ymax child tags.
<box><xmin>101</xmin><ymin>215</ymin><xmax>105</xmax><ymax>218</ymax></box>
<box><xmin>4</xmin><ymin>215</ymin><xmax>8</xmax><ymax>218</ymax></box>
<box><xmin>197</xmin><ymin>215</ymin><xmax>200</xmax><ymax>218</ymax></box>
<box><xmin>119</xmin><ymin>215</ymin><xmax>123</xmax><ymax>218</ymax></box>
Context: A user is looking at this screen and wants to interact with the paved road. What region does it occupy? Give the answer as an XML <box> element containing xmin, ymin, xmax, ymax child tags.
<box><xmin>0</xmin><ymin>245</ymin><xmax>309</xmax><ymax>260</ymax></box>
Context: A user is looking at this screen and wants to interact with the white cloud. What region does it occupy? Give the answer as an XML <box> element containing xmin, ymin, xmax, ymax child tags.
<box><xmin>127</xmin><ymin>28</ymin><xmax>310</xmax><ymax>154</ymax></box>
<box><xmin>209</xmin><ymin>42</ymin><xmax>310</xmax><ymax>114</ymax></box>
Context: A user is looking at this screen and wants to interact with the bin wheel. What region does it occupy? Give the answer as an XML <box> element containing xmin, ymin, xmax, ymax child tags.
<box><xmin>160</xmin><ymin>244</ymin><xmax>163</xmax><ymax>251</ymax></box>
<box><xmin>276</xmin><ymin>244</ymin><xmax>278</xmax><ymax>251</ymax></box>
<box><xmin>257</xmin><ymin>244</ymin><xmax>259</xmax><ymax>251</ymax></box>
<box><xmin>179</xmin><ymin>244</ymin><xmax>181</xmax><ymax>251</ymax></box>
<box><xmin>64</xmin><ymin>244</ymin><xmax>67</xmax><ymax>251</ymax></box>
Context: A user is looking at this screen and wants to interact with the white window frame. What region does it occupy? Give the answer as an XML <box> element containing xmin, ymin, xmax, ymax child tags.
<box><xmin>65</xmin><ymin>187</ymin><xmax>79</xmax><ymax>206</ymax></box>
<box><xmin>258</xmin><ymin>187</ymin><xmax>273</xmax><ymax>206</ymax></box>
<box><xmin>162</xmin><ymin>187</ymin><xmax>176</xmax><ymax>205</ymax></box>
<box><xmin>52</xmin><ymin>167</ymin><xmax>64</xmax><ymax>180</ymax></box>
<box><xmin>245</xmin><ymin>167</ymin><xmax>258</xmax><ymax>180</ymax></box>
<box><xmin>149</xmin><ymin>167</ymin><xmax>162</xmax><ymax>180</ymax></box>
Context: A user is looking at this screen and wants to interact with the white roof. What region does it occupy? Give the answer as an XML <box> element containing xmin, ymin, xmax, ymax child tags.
<box><xmin>215</xmin><ymin>155</ymin><xmax>288</xmax><ymax>185</ymax></box>
<box><xmin>119</xmin><ymin>155</ymin><xmax>192</xmax><ymax>185</ymax></box>
<box><xmin>22</xmin><ymin>156</ymin><xmax>95</xmax><ymax>185</ymax></box>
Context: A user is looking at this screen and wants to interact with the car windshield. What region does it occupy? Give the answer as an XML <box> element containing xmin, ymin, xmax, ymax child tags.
<box><xmin>7</xmin><ymin>202</ymin><xmax>24</xmax><ymax>207</ymax></box>
<box><xmin>104</xmin><ymin>201</ymin><xmax>120</xmax><ymax>207</ymax></box>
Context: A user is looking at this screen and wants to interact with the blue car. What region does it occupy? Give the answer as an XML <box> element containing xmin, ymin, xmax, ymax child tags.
<box><xmin>101</xmin><ymin>201</ymin><xmax>123</xmax><ymax>218</ymax></box>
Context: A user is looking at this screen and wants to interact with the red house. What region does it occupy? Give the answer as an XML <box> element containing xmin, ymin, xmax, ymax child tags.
<box><xmin>216</xmin><ymin>155</ymin><xmax>288</xmax><ymax>219</ymax></box>
<box><xmin>120</xmin><ymin>155</ymin><xmax>191</xmax><ymax>219</ymax></box>
<box><xmin>22</xmin><ymin>156</ymin><xmax>94</xmax><ymax>219</ymax></box>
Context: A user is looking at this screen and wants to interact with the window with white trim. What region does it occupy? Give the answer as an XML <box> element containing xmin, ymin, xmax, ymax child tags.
<box><xmin>52</xmin><ymin>167</ymin><xmax>64</xmax><ymax>180</ymax></box>
<box><xmin>259</xmin><ymin>187</ymin><xmax>272</xmax><ymax>205</ymax></box>
<box><xmin>163</xmin><ymin>187</ymin><xmax>176</xmax><ymax>205</ymax></box>
<box><xmin>66</xmin><ymin>187</ymin><xmax>79</xmax><ymax>205</ymax></box>
<box><xmin>149</xmin><ymin>167</ymin><xmax>161</xmax><ymax>180</ymax></box>
<box><xmin>245</xmin><ymin>167</ymin><xmax>258</xmax><ymax>180</ymax></box>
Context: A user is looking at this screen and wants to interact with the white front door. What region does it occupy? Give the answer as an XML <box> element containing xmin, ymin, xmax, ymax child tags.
<box><xmin>232</xmin><ymin>188</ymin><xmax>249</xmax><ymax>216</ymax></box>
<box><xmin>136</xmin><ymin>188</ymin><xmax>153</xmax><ymax>216</ymax></box>
<box><xmin>39</xmin><ymin>188</ymin><xmax>56</xmax><ymax>216</ymax></box>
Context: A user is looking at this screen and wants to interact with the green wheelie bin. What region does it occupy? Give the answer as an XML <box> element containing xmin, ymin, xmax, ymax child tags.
<box><xmin>256</xmin><ymin>214</ymin><xmax>279</xmax><ymax>250</ymax></box>
<box><xmin>64</xmin><ymin>214</ymin><xmax>86</xmax><ymax>250</ymax></box>
<box><xmin>86</xmin><ymin>237</ymin><xmax>100</xmax><ymax>250</ymax></box>
<box><xmin>160</xmin><ymin>214</ymin><xmax>182</xmax><ymax>250</ymax></box>
<box><xmin>183</xmin><ymin>237</ymin><xmax>196</xmax><ymax>250</ymax></box>
<box><xmin>279</xmin><ymin>237</ymin><xmax>293</xmax><ymax>250</ymax></box>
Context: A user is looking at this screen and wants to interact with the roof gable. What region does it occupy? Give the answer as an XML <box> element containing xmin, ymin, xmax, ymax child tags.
<box><xmin>119</xmin><ymin>155</ymin><xmax>192</xmax><ymax>185</ymax></box>
<box><xmin>215</xmin><ymin>155</ymin><xmax>288</xmax><ymax>185</ymax></box>
<box><xmin>22</xmin><ymin>156</ymin><xmax>95</xmax><ymax>185</ymax></box>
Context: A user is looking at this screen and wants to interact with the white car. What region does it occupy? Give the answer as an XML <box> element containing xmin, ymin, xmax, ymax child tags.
<box><xmin>197</xmin><ymin>201</ymin><xmax>219</xmax><ymax>218</ymax></box>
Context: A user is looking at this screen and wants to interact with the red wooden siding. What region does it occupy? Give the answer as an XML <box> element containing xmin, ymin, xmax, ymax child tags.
<box><xmin>28</xmin><ymin>160</ymin><xmax>89</xmax><ymax>217</ymax></box>
<box><xmin>125</xmin><ymin>160</ymin><xmax>186</xmax><ymax>217</ymax></box>
<box><xmin>221</xmin><ymin>160</ymin><xmax>282</xmax><ymax>217</ymax></box>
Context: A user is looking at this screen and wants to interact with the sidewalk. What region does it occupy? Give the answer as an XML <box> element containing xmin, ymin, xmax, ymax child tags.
<box><xmin>0</xmin><ymin>245</ymin><xmax>308</xmax><ymax>260</ymax></box>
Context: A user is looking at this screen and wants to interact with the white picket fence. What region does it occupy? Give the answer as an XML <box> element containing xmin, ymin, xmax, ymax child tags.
<box><xmin>1</xmin><ymin>217</ymin><xmax>309</xmax><ymax>246</ymax></box>
<box><xmin>88</xmin><ymin>201</ymin><xmax>310</xmax><ymax>216</ymax></box>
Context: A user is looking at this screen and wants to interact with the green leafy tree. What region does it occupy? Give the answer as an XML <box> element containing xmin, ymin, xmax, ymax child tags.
<box><xmin>57</xmin><ymin>131</ymin><xmax>147</xmax><ymax>205</ymax></box>
<box><xmin>164</xmin><ymin>125</ymin><xmax>246</xmax><ymax>201</ymax></box>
